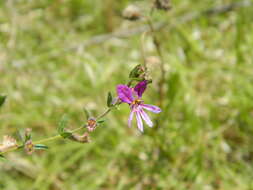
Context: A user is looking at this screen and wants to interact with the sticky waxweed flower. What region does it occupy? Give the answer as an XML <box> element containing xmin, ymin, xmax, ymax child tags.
<box><xmin>117</xmin><ymin>80</ymin><xmax>161</xmax><ymax>132</ymax></box>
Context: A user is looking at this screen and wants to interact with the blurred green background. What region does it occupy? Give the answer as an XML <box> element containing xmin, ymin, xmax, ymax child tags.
<box><xmin>1</xmin><ymin>0</ymin><xmax>253</xmax><ymax>189</ymax></box>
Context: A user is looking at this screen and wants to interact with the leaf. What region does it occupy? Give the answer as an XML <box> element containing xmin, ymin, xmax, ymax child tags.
<box><xmin>83</xmin><ymin>107</ymin><xmax>90</xmax><ymax>120</ymax></box>
<box><xmin>107</xmin><ymin>92</ymin><xmax>113</xmax><ymax>107</ymax></box>
<box><xmin>61</xmin><ymin>132</ymin><xmax>72</xmax><ymax>138</ymax></box>
<box><xmin>34</xmin><ymin>144</ymin><xmax>48</xmax><ymax>150</ymax></box>
<box><xmin>0</xmin><ymin>95</ymin><xmax>6</xmax><ymax>108</ymax></box>
<box><xmin>58</xmin><ymin>115</ymin><xmax>68</xmax><ymax>133</ymax></box>
<box><xmin>129</xmin><ymin>65</ymin><xmax>142</xmax><ymax>78</ymax></box>
<box><xmin>58</xmin><ymin>115</ymin><xmax>72</xmax><ymax>138</ymax></box>
<box><xmin>97</xmin><ymin>119</ymin><xmax>105</xmax><ymax>124</ymax></box>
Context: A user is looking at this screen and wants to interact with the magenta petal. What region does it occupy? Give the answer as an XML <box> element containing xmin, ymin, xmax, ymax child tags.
<box><xmin>134</xmin><ymin>80</ymin><xmax>147</xmax><ymax>98</ymax></box>
<box><xmin>117</xmin><ymin>85</ymin><xmax>134</xmax><ymax>104</ymax></box>
<box><xmin>141</xmin><ymin>104</ymin><xmax>161</xmax><ymax>113</ymax></box>
<box><xmin>140</xmin><ymin>109</ymin><xmax>153</xmax><ymax>127</ymax></box>
<box><xmin>136</xmin><ymin>111</ymin><xmax>144</xmax><ymax>132</ymax></box>
<box><xmin>128</xmin><ymin>110</ymin><xmax>134</xmax><ymax>128</ymax></box>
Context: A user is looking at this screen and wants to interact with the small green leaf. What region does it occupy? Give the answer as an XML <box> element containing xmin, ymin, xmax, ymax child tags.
<box><xmin>25</xmin><ymin>134</ymin><xmax>31</xmax><ymax>142</ymax></box>
<box><xmin>34</xmin><ymin>144</ymin><xmax>48</xmax><ymax>150</ymax></box>
<box><xmin>97</xmin><ymin>119</ymin><xmax>105</xmax><ymax>124</ymax></box>
<box><xmin>0</xmin><ymin>95</ymin><xmax>6</xmax><ymax>108</ymax></box>
<box><xmin>129</xmin><ymin>65</ymin><xmax>143</xmax><ymax>79</ymax></box>
<box><xmin>58</xmin><ymin>115</ymin><xmax>72</xmax><ymax>138</ymax></box>
<box><xmin>58</xmin><ymin>115</ymin><xmax>68</xmax><ymax>133</ymax></box>
<box><xmin>61</xmin><ymin>132</ymin><xmax>72</xmax><ymax>138</ymax></box>
<box><xmin>83</xmin><ymin>107</ymin><xmax>90</xmax><ymax>120</ymax></box>
<box><xmin>107</xmin><ymin>92</ymin><xmax>113</xmax><ymax>107</ymax></box>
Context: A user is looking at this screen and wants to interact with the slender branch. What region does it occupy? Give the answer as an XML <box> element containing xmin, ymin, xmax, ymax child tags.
<box><xmin>0</xmin><ymin>126</ymin><xmax>85</xmax><ymax>155</ymax></box>
<box><xmin>1</xmin><ymin>104</ymin><xmax>117</xmax><ymax>156</ymax></box>
<box><xmin>96</xmin><ymin>108</ymin><xmax>112</xmax><ymax>120</ymax></box>
<box><xmin>96</xmin><ymin>98</ymin><xmax>123</xmax><ymax>120</ymax></box>
<box><xmin>34</xmin><ymin>126</ymin><xmax>84</xmax><ymax>144</ymax></box>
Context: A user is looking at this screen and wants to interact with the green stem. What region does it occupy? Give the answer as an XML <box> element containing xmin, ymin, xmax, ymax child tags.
<box><xmin>0</xmin><ymin>126</ymin><xmax>84</xmax><ymax>155</ymax></box>
<box><xmin>96</xmin><ymin>108</ymin><xmax>112</xmax><ymax>120</ymax></box>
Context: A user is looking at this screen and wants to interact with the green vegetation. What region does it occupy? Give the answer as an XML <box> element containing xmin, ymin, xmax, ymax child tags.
<box><xmin>1</xmin><ymin>0</ymin><xmax>253</xmax><ymax>189</ymax></box>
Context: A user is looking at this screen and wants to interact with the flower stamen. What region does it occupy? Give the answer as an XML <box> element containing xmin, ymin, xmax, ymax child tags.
<box><xmin>131</xmin><ymin>99</ymin><xmax>142</xmax><ymax>105</ymax></box>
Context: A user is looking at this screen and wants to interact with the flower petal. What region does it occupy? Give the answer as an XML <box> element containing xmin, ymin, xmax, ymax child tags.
<box><xmin>117</xmin><ymin>85</ymin><xmax>134</xmax><ymax>104</ymax></box>
<box><xmin>128</xmin><ymin>110</ymin><xmax>134</xmax><ymax>128</ymax></box>
<box><xmin>136</xmin><ymin>111</ymin><xmax>144</xmax><ymax>132</ymax></box>
<box><xmin>141</xmin><ymin>104</ymin><xmax>161</xmax><ymax>113</ymax></box>
<box><xmin>140</xmin><ymin>109</ymin><xmax>153</xmax><ymax>127</ymax></box>
<box><xmin>134</xmin><ymin>80</ymin><xmax>147</xmax><ymax>98</ymax></box>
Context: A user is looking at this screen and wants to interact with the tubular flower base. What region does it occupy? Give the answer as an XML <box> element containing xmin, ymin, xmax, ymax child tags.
<box><xmin>117</xmin><ymin>80</ymin><xmax>161</xmax><ymax>132</ymax></box>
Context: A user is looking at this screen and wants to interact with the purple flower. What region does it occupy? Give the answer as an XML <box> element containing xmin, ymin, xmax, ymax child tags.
<box><xmin>117</xmin><ymin>80</ymin><xmax>161</xmax><ymax>132</ymax></box>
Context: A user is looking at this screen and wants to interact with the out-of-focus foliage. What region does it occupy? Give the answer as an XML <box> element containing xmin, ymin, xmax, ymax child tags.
<box><xmin>0</xmin><ymin>0</ymin><xmax>253</xmax><ymax>189</ymax></box>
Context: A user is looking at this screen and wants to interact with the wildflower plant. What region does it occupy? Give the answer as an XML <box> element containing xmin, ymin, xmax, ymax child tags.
<box><xmin>117</xmin><ymin>80</ymin><xmax>161</xmax><ymax>132</ymax></box>
<box><xmin>0</xmin><ymin>1</ymin><xmax>169</xmax><ymax>159</ymax></box>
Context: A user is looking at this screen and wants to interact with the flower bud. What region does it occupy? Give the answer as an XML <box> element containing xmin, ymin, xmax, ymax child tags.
<box><xmin>122</xmin><ymin>5</ymin><xmax>141</xmax><ymax>21</ymax></box>
<box><xmin>86</xmin><ymin>118</ymin><xmax>97</xmax><ymax>132</ymax></box>
<box><xmin>25</xmin><ymin>140</ymin><xmax>34</xmax><ymax>155</ymax></box>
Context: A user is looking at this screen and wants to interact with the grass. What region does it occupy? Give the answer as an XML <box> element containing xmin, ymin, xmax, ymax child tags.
<box><xmin>1</xmin><ymin>0</ymin><xmax>253</xmax><ymax>189</ymax></box>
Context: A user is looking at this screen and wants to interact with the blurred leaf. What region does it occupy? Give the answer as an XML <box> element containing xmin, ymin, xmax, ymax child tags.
<box><xmin>0</xmin><ymin>95</ymin><xmax>6</xmax><ymax>108</ymax></box>
<box><xmin>58</xmin><ymin>115</ymin><xmax>72</xmax><ymax>138</ymax></box>
<box><xmin>83</xmin><ymin>107</ymin><xmax>90</xmax><ymax>120</ymax></box>
<box><xmin>129</xmin><ymin>65</ymin><xmax>142</xmax><ymax>79</ymax></box>
<box><xmin>34</xmin><ymin>144</ymin><xmax>48</xmax><ymax>150</ymax></box>
<box><xmin>97</xmin><ymin>119</ymin><xmax>105</xmax><ymax>124</ymax></box>
<box><xmin>107</xmin><ymin>92</ymin><xmax>113</xmax><ymax>107</ymax></box>
<box><xmin>167</xmin><ymin>72</ymin><xmax>181</xmax><ymax>103</ymax></box>
<box><xmin>61</xmin><ymin>132</ymin><xmax>72</xmax><ymax>138</ymax></box>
